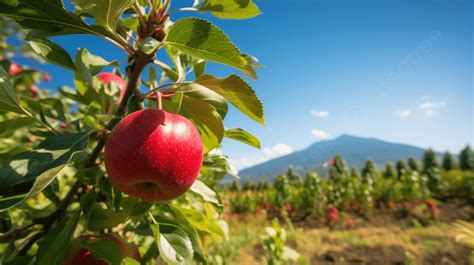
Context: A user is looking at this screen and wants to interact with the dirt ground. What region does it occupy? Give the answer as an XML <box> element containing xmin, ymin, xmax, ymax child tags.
<box><xmin>224</xmin><ymin>200</ymin><xmax>474</xmax><ymax>265</ymax></box>
<box><xmin>232</xmin><ymin>224</ymin><xmax>473</xmax><ymax>265</ymax></box>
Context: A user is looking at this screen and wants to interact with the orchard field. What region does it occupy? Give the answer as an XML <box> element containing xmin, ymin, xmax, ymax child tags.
<box><xmin>213</xmin><ymin>151</ymin><xmax>474</xmax><ymax>264</ymax></box>
<box><xmin>0</xmin><ymin>1</ymin><xmax>473</xmax><ymax>265</ymax></box>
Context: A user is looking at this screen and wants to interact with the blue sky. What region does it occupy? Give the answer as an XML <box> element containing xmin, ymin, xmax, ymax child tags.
<box><xmin>12</xmin><ymin>0</ymin><xmax>473</xmax><ymax>170</ymax></box>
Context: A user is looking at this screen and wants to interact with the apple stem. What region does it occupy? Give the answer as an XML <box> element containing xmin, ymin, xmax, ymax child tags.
<box><xmin>156</xmin><ymin>91</ymin><xmax>163</xmax><ymax>110</ymax></box>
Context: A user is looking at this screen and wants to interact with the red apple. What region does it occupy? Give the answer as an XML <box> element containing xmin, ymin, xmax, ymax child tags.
<box><xmin>61</xmin><ymin>234</ymin><xmax>140</xmax><ymax>265</ymax></box>
<box><xmin>104</xmin><ymin>109</ymin><xmax>203</xmax><ymax>202</ymax></box>
<box><xmin>43</xmin><ymin>72</ymin><xmax>52</xmax><ymax>82</ymax></box>
<box><xmin>8</xmin><ymin>62</ymin><xmax>22</xmax><ymax>75</ymax></box>
<box><xmin>97</xmin><ymin>72</ymin><xmax>126</xmax><ymax>100</ymax></box>
<box><xmin>30</xmin><ymin>85</ymin><xmax>38</xmax><ymax>98</ymax></box>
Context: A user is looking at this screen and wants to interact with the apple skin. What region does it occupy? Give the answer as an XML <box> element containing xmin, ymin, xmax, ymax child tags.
<box><xmin>104</xmin><ymin>109</ymin><xmax>203</xmax><ymax>202</ymax></box>
<box><xmin>30</xmin><ymin>85</ymin><xmax>38</xmax><ymax>98</ymax></box>
<box><xmin>97</xmin><ymin>72</ymin><xmax>126</xmax><ymax>100</ymax></box>
<box><xmin>8</xmin><ymin>62</ymin><xmax>22</xmax><ymax>75</ymax></box>
<box><xmin>61</xmin><ymin>234</ymin><xmax>140</xmax><ymax>265</ymax></box>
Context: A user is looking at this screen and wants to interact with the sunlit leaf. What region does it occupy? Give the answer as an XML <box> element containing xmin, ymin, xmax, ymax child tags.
<box><xmin>149</xmin><ymin>216</ymin><xmax>194</xmax><ymax>265</ymax></box>
<box><xmin>0</xmin><ymin>67</ymin><xmax>28</xmax><ymax>115</ymax></box>
<box><xmin>179</xmin><ymin>96</ymin><xmax>224</xmax><ymax>152</ymax></box>
<box><xmin>27</xmin><ymin>38</ymin><xmax>76</xmax><ymax>71</ymax></box>
<box><xmin>71</xmin><ymin>0</ymin><xmax>134</xmax><ymax>33</ymax></box>
<box><xmin>224</xmin><ymin>128</ymin><xmax>260</xmax><ymax>149</ymax></box>
<box><xmin>141</xmin><ymin>37</ymin><xmax>161</xmax><ymax>55</ymax></box>
<box><xmin>164</xmin><ymin>18</ymin><xmax>256</xmax><ymax>79</ymax></box>
<box><xmin>196</xmin><ymin>74</ymin><xmax>264</xmax><ymax>124</ymax></box>
<box><xmin>196</xmin><ymin>0</ymin><xmax>262</xmax><ymax>19</ymax></box>
<box><xmin>0</xmin><ymin>133</ymin><xmax>90</xmax><ymax>211</ymax></box>
<box><xmin>190</xmin><ymin>180</ymin><xmax>219</xmax><ymax>204</ymax></box>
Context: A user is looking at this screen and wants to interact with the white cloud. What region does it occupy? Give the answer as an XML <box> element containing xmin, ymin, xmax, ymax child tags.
<box><xmin>264</xmin><ymin>144</ymin><xmax>294</xmax><ymax>157</ymax></box>
<box><xmin>311</xmin><ymin>129</ymin><xmax>330</xmax><ymax>139</ymax></box>
<box><xmin>230</xmin><ymin>157</ymin><xmax>254</xmax><ymax>170</ymax></box>
<box><xmin>418</xmin><ymin>101</ymin><xmax>446</xmax><ymax>110</ymax></box>
<box><xmin>417</xmin><ymin>101</ymin><xmax>446</xmax><ymax>116</ymax></box>
<box><xmin>310</xmin><ymin>110</ymin><xmax>330</xmax><ymax>118</ymax></box>
<box><xmin>396</xmin><ymin>109</ymin><xmax>412</xmax><ymax>118</ymax></box>
<box><xmin>424</xmin><ymin>109</ymin><xmax>436</xmax><ymax>117</ymax></box>
<box><xmin>230</xmin><ymin>144</ymin><xmax>292</xmax><ymax>170</ymax></box>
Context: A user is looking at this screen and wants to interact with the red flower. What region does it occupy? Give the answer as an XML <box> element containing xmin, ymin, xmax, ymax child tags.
<box><xmin>284</xmin><ymin>203</ymin><xmax>292</xmax><ymax>213</ymax></box>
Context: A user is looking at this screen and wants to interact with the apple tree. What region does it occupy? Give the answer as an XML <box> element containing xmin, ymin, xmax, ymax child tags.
<box><xmin>0</xmin><ymin>0</ymin><xmax>264</xmax><ymax>264</ymax></box>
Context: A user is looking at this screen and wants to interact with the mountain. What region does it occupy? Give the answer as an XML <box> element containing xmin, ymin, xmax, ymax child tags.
<box><xmin>238</xmin><ymin>134</ymin><xmax>429</xmax><ymax>181</ymax></box>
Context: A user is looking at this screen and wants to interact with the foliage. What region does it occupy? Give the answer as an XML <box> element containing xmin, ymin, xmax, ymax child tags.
<box><xmin>263</xmin><ymin>220</ymin><xmax>307</xmax><ymax>265</ymax></box>
<box><xmin>221</xmin><ymin>151</ymin><xmax>473</xmax><ymax>225</ymax></box>
<box><xmin>0</xmin><ymin>0</ymin><xmax>264</xmax><ymax>264</ymax></box>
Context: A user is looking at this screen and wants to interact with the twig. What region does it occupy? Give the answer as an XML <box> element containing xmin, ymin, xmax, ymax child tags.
<box><xmin>167</xmin><ymin>7</ymin><xmax>198</xmax><ymax>16</ymax></box>
<box><xmin>0</xmin><ymin>223</ymin><xmax>36</xmax><ymax>241</ymax></box>
<box><xmin>18</xmin><ymin>231</ymin><xmax>45</xmax><ymax>256</ymax></box>
<box><xmin>144</xmin><ymin>81</ymin><xmax>190</xmax><ymax>97</ymax></box>
<box><xmin>133</xmin><ymin>2</ymin><xmax>148</xmax><ymax>28</ymax></box>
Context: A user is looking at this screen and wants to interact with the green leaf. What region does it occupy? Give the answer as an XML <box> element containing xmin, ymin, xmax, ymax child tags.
<box><xmin>88</xmin><ymin>203</ymin><xmax>128</xmax><ymax>231</ymax></box>
<box><xmin>72</xmin><ymin>0</ymin><xmax>134</xmax><ymax>33</ymax></box>
<box><xmin>0</xmin><ymin>117</ymin><xmax>35</xmax><ymax>136</ymax></box>
<box><xmin>193</xmin><ymin>61</ymin><xmax>206</xmax><ymax>79</ymax></box>
<box><xmin>121</xmin><ymin>197</ymin><xmax>153</xmax><ymax>216</ymax></box>
<box><xmin>87</xmin><ymin>197</ymin><xmax>152</xmax><ymax>230</ymax></box>
<box><xmin>36</xmin><ymin>211</ymin><xmax>80</xmax><ymax>265</ymax></box>
<box><xmin>154</xmin><ymin>60</ymin><xmax>179</xmax><ymax>82</ymax></box>
<box><xmin>196</xmin><ymin>0</ymin><xmax>262</xmax><ymax>19</ymax></box>
<box><xmin>121</xmin><ymin>17</ymin><xmax>139</xmax><ymax>32</ymax></box>
<box><xmin>27</xmin><ymin>38</ymin><xmax>76</xmax><ymax>71</ymax></box>
<box><xmin>121</xmin><ymin>257</ymin><xmax>140</xmax><ymax>265</ymax></box>
<box><xmin>149</xmin><ymin>216</ymin><xmax>194</xmax><ymax>265</ymax></box>
<box><xmin>75</xmin><ymin>48</ymin><xmax>119</xmax><ymax>77</ymax></box>
<box><xmin>164</xmin><ymin>18</ymin><xmax>256</xmax><ymax>79</ymax></box>
<box><xmin>84</xmin><ymin>238</ymin><xmax>123</xmax><ymax>265</ymax></box>
<box><xmin>74</xmin><ymin>48</ymin><xmax>119</xmax><ymax>98</ymax></box>
<box><xmin>0</xmin><ymin>133</ymin><xmax>90</xmax><ymax>211</ymax></box>
<box><xmin>190</xmin><ymin>180</ymin><xmax>219</xmax><ymax>205</ymax></box>
<box><xmin>0</xmin><ymin>0</ymin><xmax>90</xmax><ymax>36</ymax></box>
<box><xmin>179</xmin><ymin>96</ymin><xmax>223</xmax><ymax>152</ymax></box>
<box><xmin>0</xmin><ymin>0</ymin><xmax>128</xmax><ymax>48</ymax></box>
<box><xmin>224</xmin><ymin>128</ymin><xmax>260</xmax><ymax>149</ymax></box>
<box><xmin>0</xmin><ymin>66</ymin><xmax>28</xmax><ymax>115</ymax></box>
<box><xmin>141</xmin><ymin>37</ymin><xmax>161</xmax><ymax>55</ymax></box>
<box><xmin>166</xmin><ymin>205</ymin><xmax>206</xmax><ymax>263</ymax></box>
<box><xmin>175</xmin><ymin>83</ymin><xmax>228</xmax><ymax>119</ymax></box>
<box><xmin>196</xmin><ymin>74</ymin><xmax>264</xmax><ymax>125</ymax></box>
<box><xmin>173</xmin><ymin>206</ymin><xmax>226</xmax><ymax>239</ymax></box>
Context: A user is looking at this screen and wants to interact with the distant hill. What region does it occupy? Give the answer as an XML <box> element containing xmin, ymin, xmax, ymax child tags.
<box><xmin>238</xmin><ymin>134</ymin><xmax>429</xmax><ymax>181</ymax></box>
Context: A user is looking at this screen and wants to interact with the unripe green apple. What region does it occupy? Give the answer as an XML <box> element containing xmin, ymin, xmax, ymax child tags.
<box><xmin>104</xmin><ymin>109</ymin><xmax>203</xmax><ymax>202</ymax></box>
<box><xmin>61</xmin><ymin>233</ymin><xmax>140</xmax><ymax>265</ymax></box>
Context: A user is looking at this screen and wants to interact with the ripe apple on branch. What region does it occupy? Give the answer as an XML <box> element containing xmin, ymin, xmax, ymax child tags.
<box><xmin>0</xmin><ymin>0</ymin><xmax>264</xmax><ymax>264</ymax></box>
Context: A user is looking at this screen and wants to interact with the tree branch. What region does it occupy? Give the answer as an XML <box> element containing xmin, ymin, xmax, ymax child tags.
<box><xmin>17</xmin><ymin>49</ymin><xmax>152</xmax><ymax>255</ymax></box>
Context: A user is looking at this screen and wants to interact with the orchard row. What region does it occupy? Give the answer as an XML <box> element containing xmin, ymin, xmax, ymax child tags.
<box><xmin>222</xmin><ymin>148</ymin><xmax>474</xmax><ymax>226</ymax></box>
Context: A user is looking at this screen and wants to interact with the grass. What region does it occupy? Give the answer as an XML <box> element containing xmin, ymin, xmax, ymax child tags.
<box><xmin>214</xmin><ymin>213</ymin><xmax>472</xmax><ymax>265</ymax></box>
